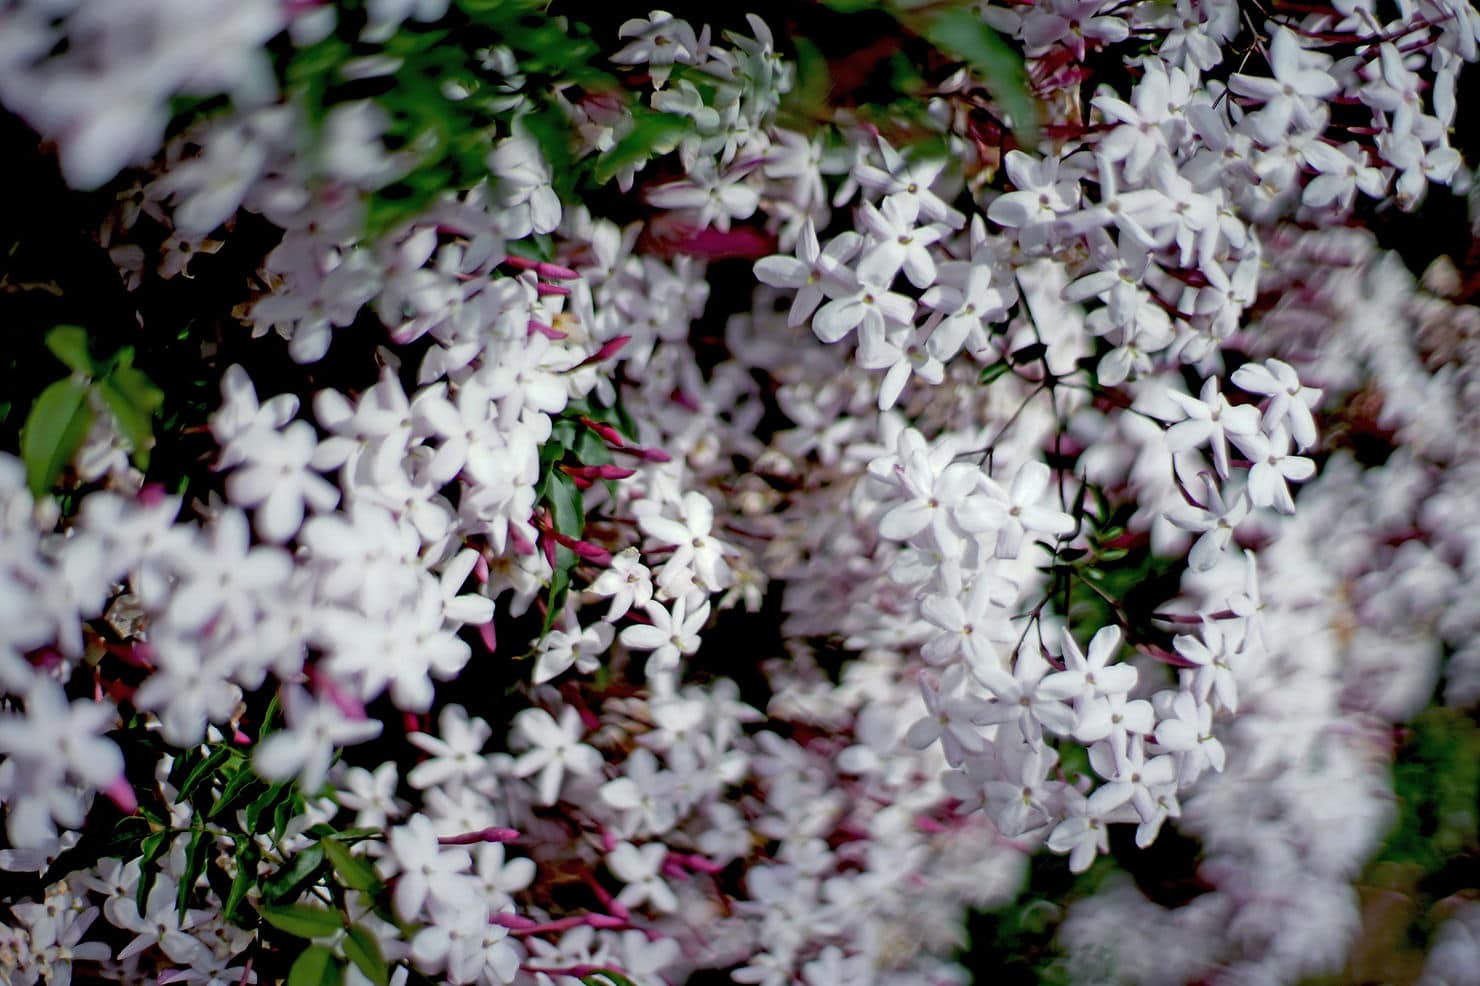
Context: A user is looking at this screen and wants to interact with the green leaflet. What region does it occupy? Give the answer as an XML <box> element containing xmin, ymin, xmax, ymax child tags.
<box><xmin>287</xmin><ymin>945</ymin><xmax>345</xmax><ymax>986</ymax></box>
<box><xmin>258</xmin><ymin>902</ymin><xmax>344</xmax><ymax>939</ymax></box>
<box><xmin>344</xmin><ymin>924</ymin><xmax>390</xmax><ymax>986</ymax></box>
<box><xmin>21</xmin><ymin>377</ymin><xmax>93</xmax><ymax>497</ymax></box>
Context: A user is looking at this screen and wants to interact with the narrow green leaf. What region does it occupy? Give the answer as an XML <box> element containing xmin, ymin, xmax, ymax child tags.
<box><xmin>224</xmin><ymin>841</ymin><xmax>259</xmax><ymax>925</ymax></box>
<box><xmin>540</xmin><ymin>561</ymin><xmax>572</xmax><ymax>637</ymax></box>
<box><xmin>580</xmin><ymin>971</ymin><xmax>641</xmax><ymax>986</ymax></box>
<box><xmin>918</xmin><ymin>8</ymin><xmax>1038</xmax><ymax>142</ymax></box>
<box><xmin>288</xmin><ymin>945</ymin><xmax>345</xmax><ymax>986</ymax></box>
<box><xmin>178</xmin><ymin>826</ymin><xmax>212</xmax><ymax>919</ymax></box>
<box><xmin>258</xmin><ymin>902</ymin><xmax>344</xmax><ymax>939</ymax></box>
<box><xmin>979</xmin><ymin>362</ymin><xmax>1012</xmax><ymax>385</ymax></box>
<box><xmin>44</xmin><ymin>325</ymin><xmax>94</xmax><ymax>375</ymax></box>
<box><xmin>21</xmin><ymin>377</ymin><xmax>94</xmax><ymax>497</ymax></box>
<box><xmin>259</xmin><ymin>694</ymin><xmax>281</xmax><ymax>740</ymax></box>
<box><xmin>1009</xmin><ymin>341</ymin><xmax>1048</xmax><ymax>365</ymax></box>
<box><xmin>344</xmin><ymin>924</ymin><xmax>390</xmax><ymax>986</ymax></box>
<box><xmin>135</xmin><ymin>830</ymin><xmax>169</xmax><ymax>917</ymax></box>
<box><xmin>273</xmin><ymin>791</ymin><xmax>303</xmax><ymax>841</ymax></box>
<box><xmin>176</xmin><ymin>746</ymin><xmax>232</xmax><ymax>805</ymax></box>
<box><xmin>245</xmin><ymin>781</ymin><xmax>292</xmax><ymax>834</ymax></box>
<box><xmin>321</xmin><ymin>838</ymin><xmax>383</xmax><ymax>895</ymax></box>
<box><xmin>98</xmin><ymin>365</ymin><xmax>164</xmax><ymax>467</ymax></box>
<box><xmin>262</xmin><ymin>844</ymin><xmax>326</xmax><ymax>906</ymax></box>
<box><xmin>208</xmin><ymin>764</ymin><xmax>262</xmax><ymax>819</ymax></box>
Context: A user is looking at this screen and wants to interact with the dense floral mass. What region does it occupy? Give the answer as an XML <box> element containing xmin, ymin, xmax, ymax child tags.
<box><xmin>2</xmin><ymin>0</ymin><xmax>1480</xmax><ymax>983</ymax></box>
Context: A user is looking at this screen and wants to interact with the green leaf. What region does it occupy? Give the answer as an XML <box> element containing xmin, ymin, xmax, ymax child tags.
<box><xmin>918</xmin><ymin>8</ymin><xmax>1038</xmax><ymax>143</ymax></box>
<box><xmin>245</xmin><ymin>781</ymin><xmax>293</xmax><ymax>834</ymax></box>
<box><xmin>44</xmin><ymin>325</ymin><xmax>94</xmax><ymax>375</ymax></box>
<box><xmin>262</xmin><ymin>844</ymin><xmax>326</xmax><ymax>906</ymax></box>
<box><xmin>574</xmin><ymin>428</ymin><xmax>612</xmax><ymax>467</ymax></box>
<box><xmin>135</xmin><ymin>830</ymin><xmax>170</xmax><ymax>917</ymax></box>
<box><xmin>258</xmin><ymin>902</ymin><xmax>344</xmax><ymax>939</ymax></box>
<box><xmin>223</xmin><ymin>841</ymin><xmax>259</xmax><ymax>925</ymax></box>
<box><xmin>98</xmin><ymin>365</ymin><xmax>164</xmax><ymax>468</ymax></box>
<box><xmin>21</xmin><ymin>377</ymin><xmax>94</xmax><ymax>497</ymax></box>
<box><xmin>176</xmin><ymin>746</ymin><xmax>232</xmax><ymax>805</ymax></box>
<box><xmin>259</xmin><ymin>694</ymin><xmax>280</xmax><ymax>738</ymax></box>
<box><xmin>580</xmin><ymin>971</ymin><xmax>641</xmax><ymax>986</ymax></box>
<box><xmin>544</xmin><ymin>469</ymin><xmax>584</xmax><ymax>539</ymax></box>
<box><xmin>1009</xmin><ymin>341</ymin><xmax>1049</xmax><ymax>365</ymax></box>
<box><xmin>273</xmin><ymin>790</ymin><xmax>304</xmax><ymax>841</ymax></box>
<box><xmin>321</xmin><ymin>838</ymin><xmax>383</xmax><ymax>895</ymax></box>
<box><xmin>344</xmin><ymin>924</ymin><xmax>390</xmax><ymax>986</ymax></box>
<box><xmin>784</xmin><ymin>35</ymin><xmax>833</xmax><ymax>121</ymax></box>
<box><xmin>593</xmin><ymin>110</ymin><xmax>690</xmax><ymax>184</ymax></box>
<box><xmin>979</xmin><ymin>362</ymin><xmax>1012</xmax><ymax>385</ymax></box>
<box><xmin>541</xmin><ymin>561</ymin><xmax>572</xmax><ymax>637</ymax></box>
<box><xmin>288</xmin><ymin>945</ymin><xmax>345</xmax><ymax>986</ymax></box>
<box><xmin>208</xmin><ymin>763</ymin><xmax>263</xmax><ymax>819</ymax></box>
<box><xmin>178</xmin><ymin>826</ymin><xmax>212</xmax><ymax>919</ymax></box>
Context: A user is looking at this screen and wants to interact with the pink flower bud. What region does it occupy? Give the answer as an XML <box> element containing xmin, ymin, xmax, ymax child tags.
<box><xmin>102</xmin><ymin>775</ymin><xmax>138</xmax><ymax>815</ymax></box>
<box><xmin>535</xmin><ymin>261</ymin><xmax>579</xmax><ymax>280</ymax></box>
<box><xmin>569</xmin><ymin>335</ymin><xmax>631</xmax><ymax>371</ymax></box>
<box><xmin>579</xmin><ymin>417</ymin><xmax>626</xmax><ymax>447</ymax></box>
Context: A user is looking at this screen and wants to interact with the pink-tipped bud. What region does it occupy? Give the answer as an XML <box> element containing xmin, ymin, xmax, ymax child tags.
<box><xmin>561</xmin><ymin>464</ymin><xmax>637</xmax><ymax>481</ymax></box>
<box><xmin>501</xmin><ymin>255</ymin><xmax>539</xmax><ymax>271</ymax></box>
<box><xmin>579</xmin><ymin>417</ymin><xmax>626</xmax><ymax>447</ymax></box>
<box><xmin>536</xmin><ymin>261</ymin><xmax>579</xmax><ymax>280</ymax></box>
<box><xmin>1139</xmin><ymin>643</ymin><xmax>1200</xmax><ymax>669</ymax></box>
<box><xmin>668</xmin><ymin>852</ymin><xmax>724</xmax><ymax>874</ymax></box>
<box><xmin>27</xmin><ymin>647</ymin><xmax>63</xmax><ymax>671</ymax></box>
<box><xmin>619</xmin><ymin>445</ymin><xmax>672</xmax><ymax>463</ymax></box>
<box><xmin>534</xmin><ymin>281</ymin><xmax>571</xmax><ymax>297</ymax></box>
<box><xmin>137</xmin><ymin>483</ymin><xmax>168</xmax><ymax>507</ymax></box>
<box><xmin>232</xmin><ymin>728</ymin><xmax>252</xmax><ymax>746</ymax></box>
<box><xmin>528</xmin><ymin>320</ymin><xmax>567</xmax><ymax>340</ymax></box>
<box><xmin>478</xmin><ymin>620</ymin><xmax>497</xmax><ymax>654</ymax></box>
<box><xmin>570</xmin><ymin>335</ymin><xmax>631</xmax><ymax>371</ymax></box>
<box><xmin>473</xmin><ymin>553</ymin><xmax>490</xmax><ymax>584</ymax></box>
<box><xmin>439</xmin><ymin>826</ymin><xmax>521</xmax><ymax>846</ymax></box>
<box><xmin>103</xmin><ymin>775</ymin><xmax>138</xmax><ymax>815</ymax></box>
<box><xmin>490</xmin><ymin>912</ymin><xmax>539</xmax><ymax>930</ymax></box>
<box><xmin>547</xmin><ymin>530</ymin><xmax>612</xmax><ymax>567</ymax></box>
<box><xmin>509</xmin><ymin>525</ymin><xmax>536</xmax><ymax>557</ymax></box>
<box><xmin>312</xmin><ymin>670</ymin><xmax>368</xmax><ymax>720</ymax></box>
